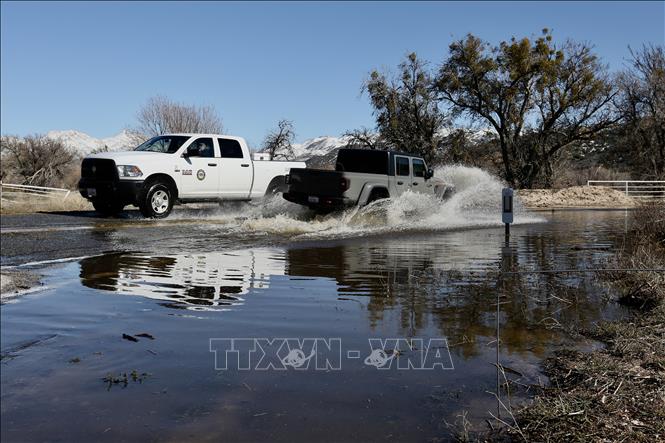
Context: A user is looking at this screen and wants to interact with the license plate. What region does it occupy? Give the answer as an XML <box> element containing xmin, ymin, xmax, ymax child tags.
<box><xmin>87</xmin><ymin>188</ymin><xmax>97</xmax><ymax>197</ymax></box>
<box><xmin>307</xmin><ymin>196</ymin><xmax>319</xmax><ymax>203</ymax></box>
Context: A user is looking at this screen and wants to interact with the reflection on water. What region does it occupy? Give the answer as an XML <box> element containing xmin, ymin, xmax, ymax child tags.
<box><xmin>2</xmin><ymin>210</ymin><xmax>632</xmax><ymax>442</ymax></box>
<box><xmin>79</xmin><ymin>212</ymin><xmax>626</xmax><ymax>361</ymax></box>
<box><xmin>79</xmin><ymin>249</ymin><xmax>286</xmax><ymax>310</ymax></box>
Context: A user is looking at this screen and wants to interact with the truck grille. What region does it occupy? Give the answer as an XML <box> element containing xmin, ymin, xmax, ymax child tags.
<box><xmin>81</xmin><ymin>159</ymin><xmax>118</xmax><ymax>181</ymax></box>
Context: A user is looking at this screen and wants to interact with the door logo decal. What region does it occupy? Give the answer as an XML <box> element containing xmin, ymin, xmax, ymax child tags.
<box><xmin>197</xmin><ymin>169</ymin><xmax>206</xmax><ymax>180</ymax></box>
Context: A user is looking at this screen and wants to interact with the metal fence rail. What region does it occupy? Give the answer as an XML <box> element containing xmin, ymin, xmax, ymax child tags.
<box><xmin>587</xmin><ymin>180</ymin><xmax>665</xmax><ymax>199</ymax></box>
<box><xmin>1</xmin><ymin>182</ymin><xmax>71</xmax><ymax>202</ymax></box>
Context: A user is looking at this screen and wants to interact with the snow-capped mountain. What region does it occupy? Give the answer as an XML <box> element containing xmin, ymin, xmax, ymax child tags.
<box><xmin>46</xmin><ymin>130</ymin><xmax>138</xmax><ymax>154</ymax></box>
<box><xmin>290</xmin><ymin>135</ymin><xmax>355</xmax><ymax>167</ymax></box>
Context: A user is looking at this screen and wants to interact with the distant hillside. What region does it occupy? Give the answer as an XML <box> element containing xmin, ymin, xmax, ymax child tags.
<box><xmin>46</xmin><ymin>130</ymin><xmax>137</xmax><ymax>154</ymax></box>
<box><xmin>291</xmin><ymin>135</ymin><xmax>354</xmax><ymax>168</ymax></box>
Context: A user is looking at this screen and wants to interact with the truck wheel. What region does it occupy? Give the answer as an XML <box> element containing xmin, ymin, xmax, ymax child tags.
<box><xmin>265</xmin><ymin>176</ymin><xmax>287</xmax><ymax>197</ymax></box>
<box><xmin>139</xmin><ymin>180</ymin><xmax>174</xmax><ymax>218</ymax></box>
<box><xmin>92</xmin><ymin>199</ymin><xmax>124</xmax><ymax>216</ymax></box>
<box><xmin>366</xmin><ymin>189</ymin><xmax>389</xmax><ymax>205</ymax></box>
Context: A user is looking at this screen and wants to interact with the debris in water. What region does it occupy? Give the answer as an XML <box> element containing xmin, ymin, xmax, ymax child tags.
<box><xmin>135</xmin><ymin>333</ymin><xmax>155</xmax><ymax>339</ymax></box>
<box><xmin>122</xmin><ymin>333</ymin><xmax>138</xmax><ymax>342</ymax></box>
<box><xmin>103</xmin><ymin>370</ymin><xmax>150</xmax><ymax>390</ymax></box>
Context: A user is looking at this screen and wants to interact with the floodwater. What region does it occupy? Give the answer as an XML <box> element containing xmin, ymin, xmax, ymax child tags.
<box><xmin>1</xmin><ymin>206</ymin><xmax>632</xmax><ymax>442</ymax></box>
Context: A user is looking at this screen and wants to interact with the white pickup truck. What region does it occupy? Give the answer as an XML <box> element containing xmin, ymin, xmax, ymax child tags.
<box><xmin>78</xmin><ymin>133</ymin><xmax>305</xmax><ymax>218</ymax></box>
<box><xmin>283</xmin><ymin>148</ymin><xmax>453</xmax><ymax>212</ymax></box>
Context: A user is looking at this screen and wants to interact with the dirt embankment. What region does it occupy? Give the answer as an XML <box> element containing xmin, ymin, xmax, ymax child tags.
<box><xmin>518</xmin><ymin>186</ymin><xmax>637</xmax><ymax>209</ymax></box>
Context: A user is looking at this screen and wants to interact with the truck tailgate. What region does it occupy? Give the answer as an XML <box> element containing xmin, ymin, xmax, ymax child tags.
<box><xmin>287</xmin><ymin>168</ymin><xmax>345</xmax><ymax>197</ymax></box>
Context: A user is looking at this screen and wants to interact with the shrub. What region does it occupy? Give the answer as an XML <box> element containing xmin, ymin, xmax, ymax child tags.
<box><xmin>1</xmin><ymin>134</ymin><xmax>77</xmax><ymax>188</ymax></box>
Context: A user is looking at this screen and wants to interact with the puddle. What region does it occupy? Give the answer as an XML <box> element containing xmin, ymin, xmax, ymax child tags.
<box><xmin>1</xmin><ymin>210</ymin><xmax>632</xmax><ymax>441</ymax></box>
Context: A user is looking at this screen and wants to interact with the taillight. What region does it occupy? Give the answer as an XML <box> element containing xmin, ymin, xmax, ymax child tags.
<box><xmin>340</xmin><ymin>177</ymin><xmax>349</xmax><ymax>191</ymax></box>
<box><xmin>285</xmin><ymin>174</ymin><xmax>291</xmax><ymax>184</ymax></box>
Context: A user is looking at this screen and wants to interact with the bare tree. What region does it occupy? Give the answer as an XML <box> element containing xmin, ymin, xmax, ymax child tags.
<box><xmin>133</xmin><ymin>96</ymin><xmax>224</xmax><ymax>139</ymax></box>
<box><xmin>262</xmin><ymin>119</ymin><xmax>296</xmax><ymax>160</ymax></box>
<box><xmin>342</xmin><ymin>127</ymin><xmax>386</xmax><ymax>150</ymax></box>
<box><xmin>616</xmin><ymin>44</ymin><xmax>665</xmax><ymax>178</ymax></box>
<box><xmin>1</xmin><ymin>135</ymin><xmax>76</xmax><ymax>187</ymax></box>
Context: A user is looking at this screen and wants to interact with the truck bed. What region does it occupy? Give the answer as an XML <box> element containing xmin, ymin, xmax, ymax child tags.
<box><xmin>251</xmin><ymin>160</ymin><xmax>306</xmax><ymax>198</ymax></box>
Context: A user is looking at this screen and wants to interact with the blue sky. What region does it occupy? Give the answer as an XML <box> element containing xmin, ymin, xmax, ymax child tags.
<box><xmin>1</xmin><ymin>1</ymin><xmax>663</xmax><ymax>147</ymax></box>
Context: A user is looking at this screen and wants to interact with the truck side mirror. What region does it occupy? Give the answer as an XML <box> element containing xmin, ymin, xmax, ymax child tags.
<box><xmin>425</xmin><ymin>169</ymin><xmax>434</xmax><ymax>180</ymax></box>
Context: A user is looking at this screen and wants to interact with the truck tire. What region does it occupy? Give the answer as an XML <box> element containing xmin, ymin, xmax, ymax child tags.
<box><xmin>138</xmin><ymin>179</ymin><xmax>174</xmax><ymax>219</ymax></box>
<box><xmin>265</xmin><ymin>176</ymin><xmax>287</xmax><ymax>197</ymax></box>
<box><xmin>366</xmin><ymin>188</ymin><xmax>389</xmax><ymax>205</ymax></box>
<box><xmin>92</xmin><ymin>199</ymin><xmax>125</xmax><ymax>216</ymax></box>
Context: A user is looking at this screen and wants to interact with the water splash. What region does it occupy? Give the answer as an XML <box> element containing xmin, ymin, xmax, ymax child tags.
<box><xmin>190</xmin><ymin>165</ymin><xmax>543</xmax><ymax>239</ymax></box>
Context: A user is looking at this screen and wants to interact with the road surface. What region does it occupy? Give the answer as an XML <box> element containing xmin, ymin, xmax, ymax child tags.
<box><xmin>0</xmin><ymin>207</ymin><xmax>276</xmax><ymax>266</ymax></box>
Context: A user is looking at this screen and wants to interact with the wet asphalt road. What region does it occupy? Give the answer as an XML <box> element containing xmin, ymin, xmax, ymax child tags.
<box><xmin>1</xmin><ymin>210</ymin><xmax>141</xmax><ymax>266</ymax></box>
<box><xmin>0</xmin><ymin>207</ymin><xmax>254</xmax><ymax>266</ymax></box>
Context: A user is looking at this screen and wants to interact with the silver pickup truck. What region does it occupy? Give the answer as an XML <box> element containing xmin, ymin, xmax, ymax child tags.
<box><xmin>283</xmin><ymin>148</ymin><xmax>452</xmax><ymax>212</ymax></box>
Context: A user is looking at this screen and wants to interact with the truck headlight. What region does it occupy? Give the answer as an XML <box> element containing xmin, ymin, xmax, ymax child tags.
<box><xmin>116</xmin><ymin>165</ymin><xmax>143</xmax><ymax>177</ymax></box>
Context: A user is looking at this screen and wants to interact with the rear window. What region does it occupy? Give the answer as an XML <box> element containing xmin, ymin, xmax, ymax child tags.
<box><xmin>218</xmin><ymin>138</ymin><xmax>244</xmax><ymax>158</ymax></box>
<box><xmin>395</xmin><ymin>156</ymin><xmax>410</xmax><ymax>176</ymax></box>
<box><xmin>335</xmin><ymin>149</ymin><xmax>389</xmax><ymax>174</ymax></box>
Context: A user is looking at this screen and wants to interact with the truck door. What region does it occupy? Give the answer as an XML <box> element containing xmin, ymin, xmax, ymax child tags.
<box><xmin>177</xmin><ymin>137</ymin><xmax>221</xmax><ymax>198</ymax></box>
<box><xmin>217</xmin><ymin>138</ymin><xmax>253</xmax><ymax>199</ymax></box>
<box><xmin>394</xmin><ymin>155</ymin><xmax>411</xmax><ymax>196</ymax></box>
<box><xmin>411</xmin><ymin>158</ymin><xmax>427</xmax><ymax>193</ymax></box>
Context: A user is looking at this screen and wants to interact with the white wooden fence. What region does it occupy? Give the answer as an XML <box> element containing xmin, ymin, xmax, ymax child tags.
<box><xmin>587</xmin><ymin>180</ymin><xmax>665</xmax><ymax>199</ymax></box>
<box><xmin>1</xmin><ymin>182</ymin><xmax>71</xmax><ymax>202</ymax></box>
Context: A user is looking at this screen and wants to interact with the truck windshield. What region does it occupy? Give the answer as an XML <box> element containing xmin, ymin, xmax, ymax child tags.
<box><xmin>335</xmin><ymin>149</ymin><xmax>389</xmax><ymax>174</ymax></box>
<box><xmin>135</xmin><ymin>136</ymin><xmax>191</xmax><ymax>154</ymax></box>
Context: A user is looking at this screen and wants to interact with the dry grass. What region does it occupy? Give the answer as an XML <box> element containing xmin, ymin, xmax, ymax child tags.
<box><xmin>512</xmin><ymin>307</ymin><xmax>665</xmax><ymax>442</ymax></box>
<box><xmin>0</xmin><ymin>194</ymin><xmax>92</xmax><ymax>214</ymax></box>
<box><xmin>502</xmin><ymin>203</ymin><xmax>665</xmax><ymax>442</ymax></box>
<box><xmin>606</xmin><ymin>202</ymin><xmax>665</xmax><ymax>309</ymax></box>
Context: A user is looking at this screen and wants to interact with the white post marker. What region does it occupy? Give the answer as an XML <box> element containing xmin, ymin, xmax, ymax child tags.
<box><xmin>502</xmin><ymin>187</ymin><xmax>514</xmax><ymax>238</ymax></box>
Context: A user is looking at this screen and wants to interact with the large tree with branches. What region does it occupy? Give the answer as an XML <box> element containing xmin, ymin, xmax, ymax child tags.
<box><xmin>436</xmin><ymin>30</ymin><xmax>618</xmax><ymax>188</ymax></box>
<box><xmin>364</xmin><ymin>53</ymin><xmax>449</xmax><ymax>163</ymax></box>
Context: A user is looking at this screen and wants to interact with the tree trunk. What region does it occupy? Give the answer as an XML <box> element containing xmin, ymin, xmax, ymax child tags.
<box><xmin>499</xmin><ymin>135</ymin><xmax>515</xmax><ymax>186</ymax></box>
